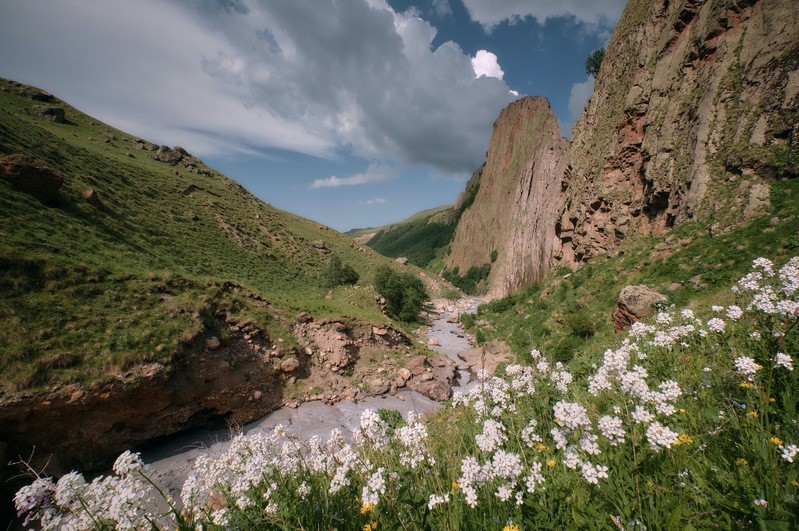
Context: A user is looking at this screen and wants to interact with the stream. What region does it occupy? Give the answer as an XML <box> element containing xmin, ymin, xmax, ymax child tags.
<box><xmin>142</xmin><ymin>298</ymin><xmax>481</xmax><ymax>498</ymax></box>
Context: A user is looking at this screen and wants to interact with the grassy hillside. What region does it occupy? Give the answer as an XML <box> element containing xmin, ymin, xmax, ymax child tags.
<box><xmin>0</xmin><ymin>78</ymin><xmax>404</xmax><ymax>392</ymax></box>
<box><xmin>345</xmin><ymin>205</ymin><xmax>452</xmax><ymax>239</ymax></box>
<box><xmin>462</xmin><ymin>177</ymin><xmax>799</xmax><ymax>367</ymax></box>
<box><xmin>366</xmin><ymin>206</ymin><xmax>456</xmax><ymax>270</ymax></box>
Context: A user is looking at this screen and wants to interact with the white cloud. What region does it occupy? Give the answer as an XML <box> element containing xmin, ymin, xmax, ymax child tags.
<box><xmin>0</xmin><ymin>0</ymin><xmax>516</xmax><ymax>173</ymax></box>
<box><xmin>310</xmin><ymin>163</ymin><xmax>396</xmax><ymax>189</ymax></box>
<box><xmin>568</xmin><ymin>76</ymin><xmax>595</xmax><ymax>121</ymax></box>
<box><xmin>471</xmin><ymin>50</ymin><xmax>505</xmax><ymax>80</ymax></box>
<box><xmin>561</xmin><ymin>75</ymin><xmax>595</xmax><ymax>137</ymax></box>
<box><xmin>431</xmin><ymin>0</ymin><xmax>452</xmax><ymax>17</ymax></box>
<box><xmin>358</xmin><ymin>197</ymin><xmax>388</xmax><ymax>205</ymax></box>
<box><xmin>460</xmin><ymin>0</ymin><xmax>626</xmax><ymax>32</ymax></box>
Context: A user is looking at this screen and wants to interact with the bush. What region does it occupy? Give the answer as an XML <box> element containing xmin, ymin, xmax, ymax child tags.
<box><xmin>320</xmin><ymin>255</ymin><xmax>359</xmax><ymax>288</ymax></box>
<box><xmin>585</xmin><ymin>47</ymin><xmax>605</xmax><ymax>77</ymax></box>
<box><xmin>442</xmin><ymin>263</ymin><xmax>491</xmax><ymax>295</ymax></box>
<box><xmin>373</xmin><ymin>266</ymin><xmax>428</xmax><ymax>322</ymax></box>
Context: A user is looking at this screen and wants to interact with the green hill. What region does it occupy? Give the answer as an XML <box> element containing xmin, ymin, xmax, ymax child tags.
<box><xmin>363</xmin><ymin>205</ymin><xmax>456</xmax><ymax>270</ymax></box>
<box><xmin>0</xmin><ymin>78</ymin><xmax>401</xmax><ymax>392</ymax></box>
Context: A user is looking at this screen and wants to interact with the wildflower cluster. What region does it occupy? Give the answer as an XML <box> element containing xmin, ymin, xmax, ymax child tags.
<box><xmin>14</xmin><ymin>257</ymin><xmax>799</xmax><ymax>529</ymax></box>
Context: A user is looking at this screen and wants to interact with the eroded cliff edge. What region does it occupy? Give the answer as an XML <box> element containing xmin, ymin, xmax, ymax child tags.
<box><xmin>448</xmin><ymin>0</ymin><xmax>798</xmax><ymax>297</ymax></box>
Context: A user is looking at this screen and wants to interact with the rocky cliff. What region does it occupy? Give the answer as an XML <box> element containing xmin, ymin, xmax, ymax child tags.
<box><xmin>446</xmin><ymin>97</ymin><xmax>569</xmax><ymax>297</ymax></box>
<box><xmin>448</xmin><ymin>0</ymin><xmax>798</xmax><ymax>296</ymax></box>
<box><xmin>563</xmin><ymin>0</ymin><xmax>798</xmax><ymax>262</ymax></box>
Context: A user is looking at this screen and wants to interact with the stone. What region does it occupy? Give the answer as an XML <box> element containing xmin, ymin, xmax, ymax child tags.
<box><xmin>312</xmin><ymin>240</ymin><xmax>327</xmax><ymax>250</ymax></box>
<box><xmin>613</xmin><ymin>285</ymin><xmax>667</xmax><ymax>333</ymax></box>
<box><xmin>253</xmin><ymin>390</ymin><xmax>262</xmax><ymax>400</ymax></box>
<box><xmin>218</xmin><ymin>360</ymin><xmax>231</xmax><ymax>373</ymax></box>
<box><xmin>427</xmin><ymin>337</ymin><xmax>440</xmax><ymax>346</ymax></box>
<box><xmin>32</xmin><ymin>105</ymin><xmax>65</xmax><ymax>123</ymax></box>
<box><xmin>446</xmin><ymin>310</ymin><xmax>460</xmax><ymax>323</ymax></box>
<box><xmin>20</xmin><ymin>87</ymin><xmax>55</xmax><ymax>102</ymax></box>
<box><xmin>1</xmin><ymin>154</ymin><xmax>64</xmax><ymax>203</ymax></box>
<box><xmin>369</xmin><ymin>379</ymin><xmax>389</xmax><ymax>395</ymax></box>
<box><xmin>156</xmin><ymin>145</ymin><xmax>183</xmax><ymax>164</ymax></box>
<box><xmin>372</xmin><ymin>326</ymin><xmax>388</xmax><ymax>336</ymax></box>
<box><xmin>280</xmin><ymin>357</ymin><xmax>300</xmax><ymax>372</ymax></box>
<box><xmin>395</xmin><ymin>257</ymin><xmax>409</xmax><ymax>265</ymax></box>
<box><xmin>82</xmin><ymin>188</ymin><xmax>104</xmax><ymax>209</ymax></box>
<box><xmin>397</xmin><ymin>368</ymin><xmax>411</xmax><ymax>381</ymax></box>
<box><xmin>667</xmin><ymin>282</ymin><xmax>682</xmax><ymax>292</ymax></box>
<box><xmin>206</xmin><ymin>336</ymin><xmax>221</xmax><ymax>350</ymax></box>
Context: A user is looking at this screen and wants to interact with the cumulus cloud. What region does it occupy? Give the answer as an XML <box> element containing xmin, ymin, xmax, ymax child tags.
<box><xmin>310</xmin><ymin>163</ymin><xmax>396</xmax><ymax>189</ymax></box>
<box><xmin>460</xmin><ymin>0</ymin><xmax>626</xmax><ymax>32</ymax></box>
<box><xmin>471</xmin><ymin>50</ymin><xmax>505</xmax><ymax>80</ymax></box>
<box><xmin>358</xmin><ymin>197</ymin><xmax>388</xmax><ymax>205</ymax></box>
<box><xmin>0</xmin><ymin>0</ymin><xmax>516</xmax><ymax>173</ymax></box>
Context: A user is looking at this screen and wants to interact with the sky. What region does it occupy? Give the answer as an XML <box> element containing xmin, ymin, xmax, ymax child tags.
<box><xmin>0</xmin><ymin>0</ymin><xmax>625</xmax><ymax>231</ymax></box>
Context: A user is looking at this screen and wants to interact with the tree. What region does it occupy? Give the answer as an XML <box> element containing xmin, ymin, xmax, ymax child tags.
<box><xmin>585</xmin><ymin>48</ymin><xmax>605</xmax><ymax>78</ymax></box>
<box><xmin>373</xmin><ymin>266</ymin><xmax>428</xmax><ymax>322</ymax></box>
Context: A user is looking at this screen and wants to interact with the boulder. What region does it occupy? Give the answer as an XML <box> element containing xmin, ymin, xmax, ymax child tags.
<box><xmin>156</xmin><ymin>145</ymin><xmax>183</xmax><ymax>164</ymax></box>
<box><xmin>446</xmin><ymin>310</ymin><xmax>460</xmax><ymax>323</ymax></box>
<box><xmin>20</xmin><ymin>87</ymin><xmax>55</xmax><ymax>102</ymax></box>
<box><xmin>408</xmin><ymin>379</ymin><xmax>451</xmax><ymax>401</ymax></box>
<box><xmin>613</xmin><ymin>285</ymin><xmax>667</xmax><ymax>333</ymax></box>
<box><xmin>280</xmin><ymin>357</ymin><xmax>300</xmax><ymax>372</ymax></box>
<box><xmin>395</xmin><ymin>257</ymin><xmax>409</xmax><ymax>265</ymax></box>
<box><xmin>82</xmin><ymin>188</ymin><xmax>104</xmax><ymax>209</ymax></box>
<box><xmin>206</xmin><ymin>336</ymin><xmax>221</xmax><ymax>350</ymax></box>
<box><xmin>312</xmin><ymin>240</ymin><xmax>328</xmax><ymax>250</ymax></box>
<box><xmin>0</xmin><ymin>154</ymin><xmax>64</xmax><ymax>203</ymax></box>
<box><xmin>32</xmin><ymin>105</ymin><xmax>65</xmax><ymax>123</ymax></box>
<box><xmin>427</xmin><ymin>337</ymin><xmax>440</xmax><ymax>346</ymax></box>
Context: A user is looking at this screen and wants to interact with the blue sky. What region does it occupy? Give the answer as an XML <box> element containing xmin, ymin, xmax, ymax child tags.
<box><xmin>0</xmin><ymin>0</ymin><xmax>624</xmax><ymax>231</ymax></box>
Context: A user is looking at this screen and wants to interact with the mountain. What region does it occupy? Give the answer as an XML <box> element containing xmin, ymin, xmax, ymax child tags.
<box><xmin>0</xmin><ymin>78</ymin><xmax>438</xmax><ymax>476</ymax></box>
<box><xmin>446</xmin><ymin>0</ymin><xmax>798</xmax><ymax>299</ymax></box>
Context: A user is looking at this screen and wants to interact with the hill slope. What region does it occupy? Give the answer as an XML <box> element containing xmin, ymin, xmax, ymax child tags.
<box><xmin>0</xmin><ymin>78</ymin><xmax>434</xmax><ymax>474</ymax></box>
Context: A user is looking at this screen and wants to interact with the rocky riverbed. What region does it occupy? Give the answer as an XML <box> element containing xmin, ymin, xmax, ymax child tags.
<box><xmin>143</xmin><ymin>297</ymin><xmax>493</xmax><ymax>499</ymax></box>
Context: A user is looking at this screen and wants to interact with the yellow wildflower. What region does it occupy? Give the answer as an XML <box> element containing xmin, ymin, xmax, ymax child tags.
<box><xmin>735</xmin><ymin>458</ymin><xmax>748</xmax><ymax>466</ymax></box>
<box><xmin>546</xmin><ymin>459</ymin><xmax>556</xmax><ymax>468</ymax></box>
<box><xmin>769</xmin><ymin>397</ymin><xmax>776</xmax><ymax>404</ymax></box>
<box><xmin>535</xmin><ymin>443</ymin><xmax>548</xmax><ymax>452</ymax></box>
<box><xmin>740</xmin><ymin>382</ymin><xmax>753</xmax><ymax>389</ymax></box>
<box><xmin>679</xmin><ymin>408</ymin><xmax>686</xmax><ymax>414</ymax></box>
<box><xmin>360</xmin><ymin>503</ymin><xmax>374</xmax><ymax>515</ymax></box>
<box><xmin>502</xmin><ymin>525</ymin><xmax>521</xmax><ymax>531</ymax></box>
<box><xmin>756</xmin><ymin>364</ymin><xmax>763</xmax><ymax>371</ymax></box>
<box><xmin>451</xmin><ymin>481</ymin><xmax>459</xmax><ymax>492</ymax></box>
<box><xmin>364</xmin><ymin>522</ymin><xmax>378</xmax><ymax>531</ymax></box>
<box><xmin>771</xmin><ymin>437</ymin><xmax>783</xmax><ymax>446</ymax></box>
<box><xmin>673</xmin><ymin>433</ymin><xmax>693</xmax><ymax>446</ymax></box>
<box><xmin>792</xmin><ymin>480</ymin><xmax>799</xmax><ymax>488</ymax></box>
<box><xmin>747</xmin><ymin>411</ymin><xmax>758</xmax><ymax>418</ymax></box>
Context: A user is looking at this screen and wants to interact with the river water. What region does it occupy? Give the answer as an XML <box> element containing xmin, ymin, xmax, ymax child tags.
<box><xmin>142</xmin><ymin>298</ymin><xmax>480</xmax><ymax>498</ymax></box>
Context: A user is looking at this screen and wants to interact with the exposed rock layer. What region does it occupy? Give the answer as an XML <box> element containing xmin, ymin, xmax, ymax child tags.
<box><xmin>446</xmin><ymin>97</ymin><xmax>570</xmax><ymax>297</ymax></box>
<box><xmin>448</xmin><ymin>0</ymin><xmax>798</xmax><ymax>296</ymax></box>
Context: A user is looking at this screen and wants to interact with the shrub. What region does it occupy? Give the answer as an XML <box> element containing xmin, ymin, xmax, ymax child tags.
<box><xmin>320</xmin><ymin>255</ymin><xmax>359</xmax><ymax>288</ymax></box>
<box><xmin>585</xmin><ymin>47</ymin><xmax>605</xmax><ymax>77</ymax></box>
<box><xmin>373</xmin><ymin>266</ymin><xmax>428</xmax><ymax>322</ymax></box>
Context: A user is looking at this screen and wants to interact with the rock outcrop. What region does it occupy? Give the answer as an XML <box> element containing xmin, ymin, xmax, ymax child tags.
<box><xmin>446</xmin><ymin>97</ymin><xmax>570</xmax><ymax>297</ymax></box>
<box><xmin>613</xmin><ymin>285</ymin><xmax>667</xmax><ymax>332</ymax></box>
<box><xmin>562</xmin><ymin>0</ymin><xmax>799</xmax><ymax>263</ymax></box>
<box><xmin>1</xmin><ymin>154</ymin><xmax>64</xmax><ymax>203</ymax></box>
<box><xmin>448</xmin><ymin>0</ymin><xmax>798</xmax><ymax>297</ymax></box>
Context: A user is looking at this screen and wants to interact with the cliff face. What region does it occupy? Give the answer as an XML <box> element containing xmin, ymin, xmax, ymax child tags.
<box><xmin>446</xmin><ymin>97</ymin><xmax>569</xmax><ymax>297</ymax></box>
<box><xmin>448</xmin><ymin>0</ymin><xmax>798</xmax><ymax>296</ymax></box>
<box><xmin>563</xmin><ymin>0</ymin><xmax>799</xmax><ymax>261</ymax></box>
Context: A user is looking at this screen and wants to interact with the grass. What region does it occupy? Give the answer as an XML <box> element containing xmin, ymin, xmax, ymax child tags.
<box><xmin>0</xmin><ymin>78</ymin><xmax>417</xmax><ymax>392</ymax></box>
<box><xmin>464</xmin><ymin>176</ymin><xmax>799</xmax><ymax>365</ymax></box>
